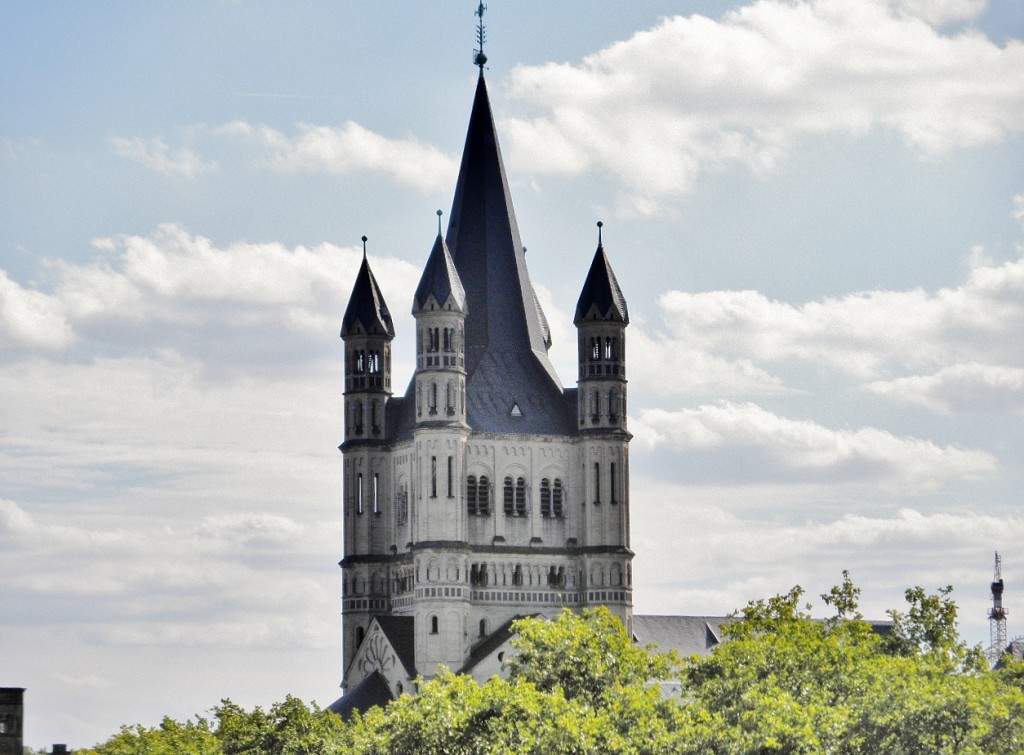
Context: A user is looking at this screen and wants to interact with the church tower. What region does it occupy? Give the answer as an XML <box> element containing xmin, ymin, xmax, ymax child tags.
<box><xmin>335</xmin><ymin>22</ymin><xmax>633</xmax><ymax>707</ymax></box>
<box><xmin>574</xmin><ymin>223</ymin><xmax>632</xmax><ymax>627</ymax></box>
<box><xmin>339</xmin><ymin>240</ymin><xmax>395</xmax><ymax>666</ymax></box>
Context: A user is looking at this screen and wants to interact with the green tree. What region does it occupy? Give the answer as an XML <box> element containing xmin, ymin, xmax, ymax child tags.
<box><xmin>76</xmin><ymin>716</ymin><xmax>220</xmax><ymax>755</ymax></box>
<box><xmin>78</xmin><ymin>579</ymin><xmax>1024</xmax><ymax>754</ymax></box>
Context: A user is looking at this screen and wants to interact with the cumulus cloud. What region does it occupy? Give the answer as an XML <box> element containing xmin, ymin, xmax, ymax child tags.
<box><xmin>867</xmin><ymin>362</ymin><xmax>1024</xmax><ymax>414</ymax></box>
<box><xmin>0</xmin><ymin>269</ymin><xmax>72</xmax><ymax>351</ymax></box>
<box><xmin>2</xmin><ymin>224</ymin><xmax>420</xmax><ymax>369</ymax></box>
<box><xmin>643</xmin><ymin>245</ymin><xmax>1024</xmax><ymax>412</ymax></box>
<box><xmin>246</xmin><ymin>121</ymin><xmax>458</xmax><ymax>192</ymax></box>
<box><xmin>502</xmin><ymin>0</ymin><xmax>1024</xmax><ymax>211</ymax></box>
<box><xmin>631</xmin><ymin>487</ymin><xmax>1020</xmax><ymax>635</ymax></box>
<box><xmin>632</xmin><ymin>402</ymin><xmax>996</xmax><ymax>485</ymax></box>
<box><xmin>110</xmin><ymin>136</ymin><xmax>216</xmax><ymax>178</ymax></box>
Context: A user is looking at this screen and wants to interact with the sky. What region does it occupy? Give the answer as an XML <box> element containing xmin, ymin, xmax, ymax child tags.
<box><xmin>2</xmin><ymin>0</ymin><xmax>1024</xmax><ymax>747</ymax></box>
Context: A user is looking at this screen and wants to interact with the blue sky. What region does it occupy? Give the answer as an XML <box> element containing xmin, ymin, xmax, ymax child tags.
<box><xmin>3</xmin><ymin>0</ymin><xmax>1024</xmax><ymax>747</ymax></box>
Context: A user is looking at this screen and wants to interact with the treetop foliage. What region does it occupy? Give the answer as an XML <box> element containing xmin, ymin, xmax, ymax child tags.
<box><xmin>74</xmin><ymin>577</ymin><xmax>1024</xmax><ymax>755</ymax></box>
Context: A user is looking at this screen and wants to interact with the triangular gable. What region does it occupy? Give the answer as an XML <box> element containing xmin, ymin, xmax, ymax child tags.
<box><xmin>343</xmin><ymin>616</ymin><xmax>415</xmax><ymax>696</ymax></box>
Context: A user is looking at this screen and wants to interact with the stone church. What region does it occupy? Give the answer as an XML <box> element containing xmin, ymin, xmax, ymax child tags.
<box><xmin>329</xmin><ymin>66</ymin><xmax>719</xmax><ymax>716</ymax></box>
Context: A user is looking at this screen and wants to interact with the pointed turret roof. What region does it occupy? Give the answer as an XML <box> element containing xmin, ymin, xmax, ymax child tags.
<box><xmin>341</xmin><ymin>253</ymin><xmax>395</xmax><ymax>338</ymax></box>
<box><xmin>574</xmin><ymin>233</ymin><xmax>629</xmax><ymax>325</ymax></box>
<box><xmin>437</xmin><ymin>72</ymin><xmax>574</xmax><ymax>434</ymax></box>
<box><xmin>413</xmin><ymin>232</ymin><xmax>466</xmax><ymax>313</ymax></box>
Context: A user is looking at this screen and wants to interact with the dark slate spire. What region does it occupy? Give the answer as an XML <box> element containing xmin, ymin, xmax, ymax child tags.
<box><xmin>439</xmin><ymin>73</ymin><xmax>574</xmax><ymax>433</ymax></box>
<box><xmin>413</xmin><ymin>228</ymin><xmax>466</xmax><ymax>314</ymax></box>
<box><xmin>446</xmin><ymin>75</ymin><xmax>559</xmax><ymax>379</ymax></box>
<box><xmin>574</xmin><ymin>223</ymin><xmax>629</xmax><ymax>324</ymax></box>
<box><xmin>341</xmin><ymin>242</ymin><xmax>395</xmax><ymax>337</ymax></box>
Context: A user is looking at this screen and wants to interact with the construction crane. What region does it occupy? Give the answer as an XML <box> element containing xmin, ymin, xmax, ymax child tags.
<box><xmin>988</xmin><ymin>551</ymin><xmax>1008</xmax><ymax>666</ymax></box>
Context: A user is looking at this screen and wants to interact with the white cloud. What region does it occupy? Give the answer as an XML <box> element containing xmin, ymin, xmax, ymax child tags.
<box><xmin>2</xmin><ymin>224</ymin><xmax>420</xmax><ymax>368</ymax></box>
<box><xmin>0</xmin><ymin>269</ymin><xmax>72</xmax><ymax>351</ymax></box>
<box><xmin>503</xmin><ymin>0</ymin><xmax>1024</xmax><ymax>211</ymax></box>
<box><xmin>110</xmin><ymin>136</ymin><xmax>216</xmax><ymax>178</ymax></box>
<box><xmin>632</xmin><ymin>402</ymin><xmax>996</xmax><ymax>485</ymax></box>
<box><xmin>895</xmin><ymin>0</ymin><xmax>986</xmax><ymax>26</ymax></box>
<box><xmin>249</xmin><ymin>121</ymin><xmax>458</xmax><ymax>192</ymax></box>
<box><xmin>867</xmin><ymin>362</ymin><xmax>1024</xmax><ymax>414</ymax></box>
<box><xmin>645</xmin><ymin>247</ymin><xmax>1024</xmax><ymax>407</ymax></box>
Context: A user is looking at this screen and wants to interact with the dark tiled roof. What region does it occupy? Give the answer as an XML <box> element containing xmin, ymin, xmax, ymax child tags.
<box><xmin>441</xmin><ymin>74</ymin><xmax>571</xmax><ymax>434</ymax></box>
<box><xmin>388</xmin><ymin>73</ymin><xmax>580</xmax><ymax>438</ymax></box>
<box><xmin>574</xmin><ymin>243</ymin><xmax>628</xmax><ymax>325</ymax></box>
<box><xmin>341</xmin><ymin>255</ymin><xmax>395</xmax><ymax>337</ymax></box>
<box><xmin>326</xmin><ymin>670</ymin><xmax>393</xmax><ymax>720</ymax></box>
<box><xmin>461</xmin><ymin>613</ymin><xmax>539</xmax><ymax>675</ymax></box>
<box><xmin>375</xmin><ymin>615</ymin><xmax>417</xmax><ymax>677</ymax></box>
<box><xmin>413</xmin><ymin>233</ymin><xmax>466</xmax><ymax>314</ymax></box>
<box><xmin>633</xmin><ymin>615</ymin><xmax>728</xmax><ymax>658</ymax></box>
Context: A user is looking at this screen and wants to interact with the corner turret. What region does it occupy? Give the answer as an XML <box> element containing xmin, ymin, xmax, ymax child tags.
<box><xmin>413</xmin><ymin>215</ymin><xmax>468</xmax><ymax>428</ymax></box>
<box><xmin>341</xmin><ymin>238</ymin><xmax>394</xmax><ymax>444</ymax></box>
<box><xmin>575</xmin><ymin>222</ymin><xmax>628</xmax><ymax>433</ymax></box>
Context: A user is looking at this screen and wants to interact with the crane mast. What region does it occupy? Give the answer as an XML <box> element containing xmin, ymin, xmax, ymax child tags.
<box><xmin>988</xmin><ymin>551</ymin><xmax>1008</xmax><ymax>666</ymax></box>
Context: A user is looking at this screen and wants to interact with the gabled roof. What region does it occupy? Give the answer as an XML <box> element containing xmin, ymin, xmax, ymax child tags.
<box><xmin>341</xmin><ymin>254</ymin><xmax>395</xmax><ymax>338</ymax></box>
<box><xmin>461</xmin><ymin>613</ymin><xmax>539</xmax><ymax>675</ymax></box>
<box><xmin>374</xmin><ymin>615</ymin><xmax>417</xmax><ymax>678</ymax></box>
<box><xmin>574</xmin><ymin>241</ymin><xmax>628</xmax><ymax>325</ymax></box>
<box><xmin>326</xmin><ymin>670</ymin><xmax>393</xmax><ymax>720</ymax></box>
<box><xmin>413</xmin><ymin>233</ymin><xmax>466</xmax><ymax>314</ymax></box>
<box><xmin>633</xmin><ymin>615</ymin><xmax>728</xmax><ymax>658</ymax></box>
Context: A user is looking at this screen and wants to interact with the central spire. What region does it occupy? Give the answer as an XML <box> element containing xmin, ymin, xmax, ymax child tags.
<box><xmin>441</xmin><ymin>71</ymin><xmax>573</xmax><ymax>434</ymax></box>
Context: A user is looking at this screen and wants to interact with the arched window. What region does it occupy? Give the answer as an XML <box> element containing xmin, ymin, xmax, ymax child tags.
<box><xmin>429</xmin><ymin>382</ymin><xmax>438</xmax><ymax>414</ymax></box>
<box><xmin>540</xmin><ymin>478</ymin><xmax>551</xmax><ymax>517</ymax></box>
<box><xmin>447</xmin><ymin>456</ymin><xmax>453</xmax><ymax>498</ymax></box>
<box><xmin>552</xmin><ymin>479</ymin><xmax>564</xmax><ymax>518</ymax></box>
<box><xmin>466</xmin><ymin>475</ymin><xmax>477</xmax><ymax>514</ymax></box>
<box><xmin>515</xmin><ymin>477</ymin><xmax>527</xmax><ymax>516</ymax></box>
<box><xmin>605</xmin><ymin>336</ymin><xmax>617</xmax><ymax>361</ymax></box>
<box><xmin>593</xmin><ymin>463</ymin><xmax>601</xmax><ymax>504</ymax></box>
<box><xmin>430</xmin><ymin>615</ymin><xmax>439</xmax><ymax>634</ymax></box>
<box><xmin>610</xmin><ymin>462</ymin><xmax>618</xmax><ymax>504</ymax></box>
<box><xmin>503</xmin><ymin>477</ymin><xmax>514</xmax><ymax>515</ymax></box>
<box><xmin>430</xmin><ymin>456</ymin><xmax>437</xmax><ymax>498</ymax></box>
<box><xmin>355</xmin><ymin>350</ymin><xmax>366</xmax><ymax>373</ymax></box>
<box><xmin>446</xmin><ymin>380</ymin><xmax>454</xmax><ymax>415</ymax></box>
<box><xmin>373</xmin><ymin>473</ymin><xmax>381</xmax><ymax>514</ymax></box>
<box><xmin>479</xmin><ymin>619</ymin><xmax>487</xmax><ymax>637</ymax></box>
<box><xmin>590</xmin><ymin>337</ymin><xmax>601</xmax><ymax>361</ymax></box>
<box><xmin>513</xmin><ymin>564</ymin><xmax>523</xmax><ymax>586</ymax></box>
<box><xmin>357</xmin><ymin>473</ymin><xmax>364</xmax><ymax>514</ymax></box>
<box><xmin>478</xmin><ymin>475</ymin><xmax>489</xmax><ymax>514</ymax></box>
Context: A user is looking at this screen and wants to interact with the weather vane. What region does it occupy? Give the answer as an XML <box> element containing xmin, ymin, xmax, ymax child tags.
<box><xmin>474</xmin><ymin>2</ymin><xmax>488</xmax><ymax>69</ymax></box>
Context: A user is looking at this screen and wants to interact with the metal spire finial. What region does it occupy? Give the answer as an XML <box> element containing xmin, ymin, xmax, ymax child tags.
<box><xmin>361</xmin><ymin>235</ymin><xmax>368</xmax><ymax>259</ymax></box>
<box><xmin>474</xmin><ymin>3</ymin><xmax>488</xmax><ymax>70</ymax></box>
<box><xmin>596</xmin><ymin>220</ymin><xmax>604</xmax><ymax>246</ymax></box>
<box><xmin>437</xmin><ymin>209</ymin><xmax>443</xmax><ymax>235</ymax></box>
